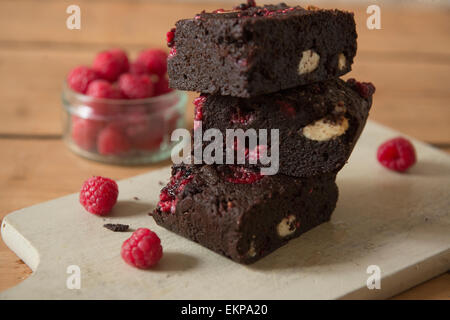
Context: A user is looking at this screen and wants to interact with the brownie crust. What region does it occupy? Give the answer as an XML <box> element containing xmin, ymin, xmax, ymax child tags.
<box><xmin>168</xmin><ymin>3</ymin><xmax>357</xmax><ymax>97</ymax></box>
<box><xmin>151</xmin><ymin>164</ymin><xmax>338</xmax><ymax>264</ymax></box>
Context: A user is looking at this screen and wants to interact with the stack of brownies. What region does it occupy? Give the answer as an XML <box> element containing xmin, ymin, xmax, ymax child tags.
<box><xmin>151</xmin><ymin>2</ymin><xmax>375</xmax><ymax>264</ymax></box>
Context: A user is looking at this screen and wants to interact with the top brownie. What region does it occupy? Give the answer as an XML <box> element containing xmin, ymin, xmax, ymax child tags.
<box><xmin>167</xmin><ymin>2</ymin><xmax>357</xmax><ymax>97</ymax></box>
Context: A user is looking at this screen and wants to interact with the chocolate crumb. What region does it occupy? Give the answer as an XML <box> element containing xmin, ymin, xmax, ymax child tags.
<box><xmin>133</xmin><ymin>196</ymin><xmax>140</xmax><ymax>200</ymax></box>
<box><xmin>103</xmin><ymin>223</ymin><xmax>129</xmax><ymax>232</ymax></box>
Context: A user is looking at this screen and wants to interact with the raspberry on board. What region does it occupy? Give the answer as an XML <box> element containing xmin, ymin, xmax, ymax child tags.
<box><xmin>79</xmin><ymin>176</ymin><xmax>119</xmax><ymax>215</ymax></box>
<box><xmin>92</xmin><ymin>49</ymin><xmax>128</xmax><ymax>81</ymax></box>
<box><xmin>67</xmin><ymin>66</ymin><xmax>99</xmax><ymax>94</ymax></box>
<box><xmin>118</xmin><ymin>73</ymin><xmax>154</xmax><ymax>99</ymax></box>
<box><xmin>97</xmin><ymin>123</ymin><xmax>132</xmax><ymax>155</ymax></box>
<box><xmin>121</xmin><ymin>228</ymin><xmax>163</xmax><ymax>269</ymax></box>
<box><xmin>136</xmin><ymin>49</ymin><xmax>168</xmax><ymax>77</ymax></box>
<box><xmin>377</xmin><ymin>137</ymin><xmax>417</xmax><ymax>172</ymax></box>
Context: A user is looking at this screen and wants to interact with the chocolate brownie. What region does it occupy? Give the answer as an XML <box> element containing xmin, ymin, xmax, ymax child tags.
<box><xmin>151</xmin><ymin>164</ymin><xmax>338</xmax><ymax>264</ymax></box>
<box><xmin>167</xmin><ymin>2</ymin><xmax>357</xmax><ymax>97</ymax></box>
<box><xmin>192</xmin><ymin>78</ymin><xmax>375</xmax><ymax>177</ymax></box>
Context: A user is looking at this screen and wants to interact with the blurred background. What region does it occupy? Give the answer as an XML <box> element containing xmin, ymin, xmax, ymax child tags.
<box><xmin>0</xmin><ymin>0</ymin><xmax>449</xmax><ymax>297</ymax></box>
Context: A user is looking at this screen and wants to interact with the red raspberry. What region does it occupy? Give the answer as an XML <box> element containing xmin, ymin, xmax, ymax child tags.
<box><xmin>109</xmin><ymin>48</ymin><xmax>129</xmax><ymax>73</ymax></box>
<box><xmin>92</xmin><ymin>49</ymin><xmax>129</xmax><ymax>81</ymax></box>
<box><xmin>168</xmin><ymin>47</ymin><xmax>177</xmax><ymax>59</ymax></box>
<box><xmin>119</xmin><ymin>73</ymin><xmax>154</xmax><ymax>99</ymax></box>
<box><xmin>230</xmin><ymin>108</ymin><xmax>254</xmax><ymax>125</ymax></box>
<box><xmin>158</xmin><ymin>169</ymin><xmax>194</xmax><ymax>213</ymax></box>
<box><xmin>193</xmin><ymin>96</ymin><xmax>206</xmax><ymax>121</ymax></box>
<box><xmin>226</xmin><ymin>166</ymin><xmax>263</xmax><ymax>184</ymax></box>
<box><xmin>137</xmin><ymin>133</ymin><xmax>164</xmax><ymax>151</ymax></box>
<box><xmin>124</xmin><ymin>111</ymin><xmax>164</xmax><ymax>151</ymax></box>
<box><xmin>67</xmin><ymin>66</ymin><xmax>99</xmax><ymax>94</ymax></box>
<box><xmin>79</xmin><ymin>176</ymin><xmax>118</xmax><ymax>215</ymax></box>
<box><xmin>248</xmin><ymin>145</ymin><xmax>267</xmax><ymax>162</ymax></box>
<box><xmin>166</xmin><ymin>28</ymin><xmax>176</xmax><ymax>47</ymax></box>
<box><xmin>230</xmin><ymin>138</ymin><xmax>249</xmax><ymax>159</ymax></box>
<box><xmin>193</xmin><ymin>96</ymin><xmax>206</xmax><ymax>131</ymax></box>
<box><xmin>97</xmin><ymin>124</ymin><xmax>132</xmax><ymax>155</ymax></box>
<box><xmin>71</xmin><ymin>117</ymin><xmax>104</xmax><ymax>151</ymax></box>
<box><xmin>85</xmin><ymin>80</ymin><xmax>123</xmax><ymax>117</ymax></box>
<box><xmin>129</xmin><ymin>61</ymin><xmax>148</xmax><ymax>75</ymax></box>
<box><xmin>86</xmin><ymin>80</ymin><xmax>123</xmax><ymax>99</ymax></box>
<box><xmin>154</xmin><ymin>77</ymin><xmax>172</xmax><ymax>96</ymax></box>
<box><xmin>136</xmin><ymin>49</ymin><xmax>168</xmax><ymax>77</ymax></box>
<box><xmin>121</xmin><ymin>228</ymin><xmax>163</xmax><ymax>269</ymax></box>
<box><xmin>277</xmin><ymin>101</ymin><xmax>296</xmax><ymax>118</ymax></box>
<box><xmin>347</xmin><ymin>78</ymin><xmax>376</xmax><ymax>99</ymax></box>
<box><xmin>377</xmin><ymin>137</ymin><xmax>416</xmax><ymax>172</ymax></box>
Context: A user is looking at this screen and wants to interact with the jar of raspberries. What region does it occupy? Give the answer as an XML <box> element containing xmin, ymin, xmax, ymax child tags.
<box><xmin>62</xmin><ymin>48</ymin><xmax>187</xmax><ymax>165</ymax></box>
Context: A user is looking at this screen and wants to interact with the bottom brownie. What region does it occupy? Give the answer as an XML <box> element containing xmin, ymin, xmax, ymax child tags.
<box><xmin>151</xmin><ymin>164</ymin><xmax>338</xmax><ymax>264</ymax></box>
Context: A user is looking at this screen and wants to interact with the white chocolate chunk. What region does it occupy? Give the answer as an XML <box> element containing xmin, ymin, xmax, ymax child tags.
<box><xmin>338</xmin><ymin>53</ymin><xmax>346</xmax><ymax>71</ymax></box>
<box><xmin>302</xmin><ymin>117</ymin><xmax>349</xmax><ymax>141</ymax></box>
<box><xmin>298</xmin><ymin>50</ymin><xmax>320</xmax><ymax>75</ymax></box>
<box><xmin>277</xmin><ymin>215</ymin><xmax>297</xmax><ymax>238</ymax></box>
<box><xmin>248</xmin><ymin>240</ymin><xmax>257</xmax><ymax>257</ymax></box>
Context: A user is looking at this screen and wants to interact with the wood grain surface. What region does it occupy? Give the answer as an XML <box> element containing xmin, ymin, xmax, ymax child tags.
<box><xmin>0</xmin><ymin>0</ymin><xmax>449</xmax><ymax>299</ymax></box>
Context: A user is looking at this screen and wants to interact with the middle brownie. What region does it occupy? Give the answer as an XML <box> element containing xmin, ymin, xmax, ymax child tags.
<box><xmin>193</xmin><ymin>78</ymin><xmax>375</xmax><ymax>178</ymax></box>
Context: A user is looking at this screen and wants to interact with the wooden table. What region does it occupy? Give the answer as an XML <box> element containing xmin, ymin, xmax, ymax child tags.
<box><xmin>0</xmin><ymin>1</ymin><xmax>449</xmax><ymax>299</ymax></box>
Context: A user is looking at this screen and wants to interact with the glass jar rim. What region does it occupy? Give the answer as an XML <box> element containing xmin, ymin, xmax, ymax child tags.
<box><xmin>62</xmin><ymin>81</ymin><xmax>188</xmax><ymax>120</ymax></box>
<box><xmin>62</xmin><ymin>81</ymin><xmax>181</xmax><ymax>106</ymax></box>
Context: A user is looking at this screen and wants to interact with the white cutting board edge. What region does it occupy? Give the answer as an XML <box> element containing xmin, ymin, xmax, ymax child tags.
<box><xmin>1</xmin><ymin>120</ymin><xmax>449</xmax><ymax>300</ymax></box>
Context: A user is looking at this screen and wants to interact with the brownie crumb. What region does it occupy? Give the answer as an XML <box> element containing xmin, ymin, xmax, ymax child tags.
<box><xmin>103</xmin><ymin>223</ymin><xmax>130</xmax><ymax>232</ymax></box>
<box><xmin>133</xmin><ymin>196</ymin><xmax>140</xmax><ymax>200</ymax></box>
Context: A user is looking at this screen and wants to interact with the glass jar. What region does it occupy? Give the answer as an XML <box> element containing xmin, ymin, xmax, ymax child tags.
<box><xmin>62</xmin><ymin>83</ymin><xmax>187</xmax><ymax>165</ymax></box>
